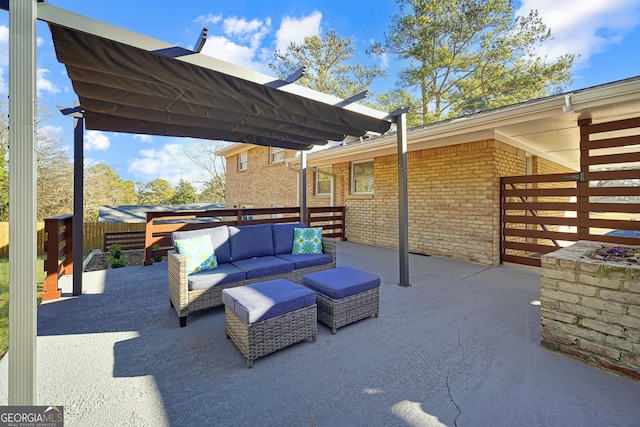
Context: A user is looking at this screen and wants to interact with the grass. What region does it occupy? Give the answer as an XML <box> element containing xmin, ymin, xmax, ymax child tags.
<box><xmin>0</xmin><ymin>256</ymin><xmax>46</xmax><ymax>359</ymax></box>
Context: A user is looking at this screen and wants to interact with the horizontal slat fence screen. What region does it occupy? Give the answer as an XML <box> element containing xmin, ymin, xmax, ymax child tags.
<box><xmin>501</xmin><ymin>116</ymin><xmax>640</xmax><ymax>267</ymax></box>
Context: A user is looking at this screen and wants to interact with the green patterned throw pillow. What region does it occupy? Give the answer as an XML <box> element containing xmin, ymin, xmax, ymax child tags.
<box><xmin>292</xmin><ymin>227</ymin><xmax>323</xmax><ymax>255</ymax></box>
<box><xmin>174</xmin><ymin>234</ymin><xmax>217</xmax><ymax>275</ymax></box>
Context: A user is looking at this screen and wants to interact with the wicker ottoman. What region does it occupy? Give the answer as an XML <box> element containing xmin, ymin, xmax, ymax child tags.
<box><xmin>222</xmin><ymin>279</ymin><xmax>317</xmax><ymax>368</ymax></box>
<box><xmin>302</xmin><ymin>267</ymin><xmax>380</xmax><ymax>334</ymax></box>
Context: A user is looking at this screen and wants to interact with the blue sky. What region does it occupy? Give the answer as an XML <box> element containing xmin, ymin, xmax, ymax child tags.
<box><xmin>1</xmin><ymin>0</ymin><xmax>640</xmax><ymax>188</ymax></box>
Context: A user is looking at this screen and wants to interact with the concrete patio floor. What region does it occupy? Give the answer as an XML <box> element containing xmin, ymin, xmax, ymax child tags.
<box><xmin>1</xmin><ymin>240</ymin><xmax>639</xmax><ymax>426</ymax></box>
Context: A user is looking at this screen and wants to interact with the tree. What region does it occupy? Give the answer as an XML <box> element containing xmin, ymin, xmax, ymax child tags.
<box><xmin>35</xmin><ymin>127</ymin><xmax>74</xmax><ymax>220</ymax></box>
<box><xmin>371</xmin><ymin>0</ymin><xmax>575</xmax><ymax>125</ymax></box>
<box><xmin>84</xmin><ymin>164</ymin><xmax>136</xmax><ymax>220</ymax></box>
<box><xmin>137</xmin><ymin>178</ymin><xmax>175</xmax><ymax>205</ymax></box>
<box><xmin>269</xmin><ymin>29</ymin><xmax>387</xmax><ymax>99</ymax></box>
<box><xmin>0</xmin><ymin>102</ymin><xmax>75</xmax><ymax>220</ymax></box>
<box><xmin>183</xmin><ymin>140</ymin><xmax>227</xmax><ymax>204</ymax></box>
<box><xmin>199</xmin><ymin>180</ymin><xmax>225</xmax><ymax>203</ymax></box>
<box><xmin>171</xmin><ymin>180</ymin><xmax>198</xmax><ymax>205</ymax></box>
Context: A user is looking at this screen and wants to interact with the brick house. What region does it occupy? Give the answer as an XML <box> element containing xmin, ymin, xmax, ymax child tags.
<box><xmin>218</xmin><ymin>77</ymin><xmax>640</xmax><ymax>266</ymax></box>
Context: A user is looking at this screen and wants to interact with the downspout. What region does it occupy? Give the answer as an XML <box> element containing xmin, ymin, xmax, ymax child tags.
<box><xmin>286</xmin><ymin>160</ymin><xmax>300</xmax><ymax>207</ymax></box>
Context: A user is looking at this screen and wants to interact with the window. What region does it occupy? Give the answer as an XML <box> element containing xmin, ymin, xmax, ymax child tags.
<box><xmin>270</xmin><ymin>147</ymin><xmax>285</xmax><ymax>164</ymax></box>
<box><xmin>352</xmin><ymin>161</ymin><xmax>374</xmax><ymax>194</ymax></box>
<box><xmin>316</xmin><ymin>166</ymin><xmax>332</xmax><ymax>195</ymax></box>
<box><xmin>238</xmin><ymin>152</ymin><xmax>247</xmax><ymax>171</ymax></box>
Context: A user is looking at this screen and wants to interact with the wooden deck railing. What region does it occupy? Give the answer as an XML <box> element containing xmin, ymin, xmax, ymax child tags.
<box><xmin>144</xmin><ymin>206</ymin><xmax>346</xmax><ymax>266</ymax></box>
<box><xmin>42</xmin><ymin>214</ymin><xmax>73</xmax><ymax>301</ymax></box>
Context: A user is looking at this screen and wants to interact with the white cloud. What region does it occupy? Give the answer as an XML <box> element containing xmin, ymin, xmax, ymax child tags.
<box><xmin>84</xmin><ymin>130</ymin><xmax>110</xmax><ymax>151</ymax></box>
<box><xmin>195</xmin><ymin>13</ymin><xmax>222</xmax><ymax>26</ymax></box>
<box><xmin>200</xmin><ymin>15</ymin><xmax>273</xmax><ymax>70</ymax></box>
<box><xmin>0</xmin><ymin>25</ymin><xmax>7</xmax><ymax>68</ymax></box>
<box><xmin>0</xmin><ymin>68</ymin><xmax>6</xmax><ymax>95</ymax></box>
<box><xmin>128</xmin><ymin>142</ymin><xmax>207</xmax><ymax>187</ymax></box>
<box><xmin>200</xmin><ymin>35</ymin><xmax>259</xmax><ymax>68</ymax></box>
<box><xmin>196</xmin><ymin>10</ymin><xmax>322</xmax><ymax>72</ymax></box>
<box><xmin>517</xmin><ymin>0</ymin><xmax>640</xmax><ymax>67</ymax></box>
<box><xmin>39</xmin><ymin>125</ymin><xmax>64</xmax><ymax>137</ymax></box>
<box><xmin>224</xmin><ymin>17</ymin><xmax>272</xmax><ymax>50</ymax></box>
<box><xmin>134</xmin><ymin>134</ymin><xmax>153</xmax><ymax>143</ymax></box>
<box><xmin>36</xmin><ymin>68</ymin><xmax>60</xmax><ymax>95</ymax></box>
<box><xmin>275</xmin><ymin>11</ymin><xmax>322</xmax><ymax>52</ymax></box>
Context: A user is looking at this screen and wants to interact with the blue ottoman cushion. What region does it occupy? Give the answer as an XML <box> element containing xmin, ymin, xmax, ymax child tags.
<box><xmin>302</xmin><ymin>267</ymin><xmax>380</xmax><ymax>299</ymax></box>
<box><xmin>222</xmin><ymin>279</ymin><xmax>316</xmax><ymax>324</ymax></box>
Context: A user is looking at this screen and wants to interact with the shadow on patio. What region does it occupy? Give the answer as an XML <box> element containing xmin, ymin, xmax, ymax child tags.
<box><xmin>1</xmin><ymin>241</ymin><xmax>639</xmax><ymax>426</ymax></box>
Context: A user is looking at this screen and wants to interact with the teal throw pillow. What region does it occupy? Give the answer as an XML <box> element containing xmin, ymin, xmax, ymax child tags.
<box><xmin>292</xmin><ymin>227</ymin><xmax>323</xmax><ymax>255</ymax></box>
<box><xmin>174</xmin><ymin>234</ymin><xmax>217</xmax><ymax>275</ymax></box>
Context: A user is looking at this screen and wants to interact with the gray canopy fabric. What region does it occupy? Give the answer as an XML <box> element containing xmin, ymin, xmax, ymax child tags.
<box><xmin>47</xmin><ymin>22</ymin><xmax>392</xmax><ymax>150</ymax></box>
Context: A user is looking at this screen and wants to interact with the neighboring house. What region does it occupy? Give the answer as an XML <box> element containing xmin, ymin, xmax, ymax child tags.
<box><xmin>218</xmin><ymin>77</ymin><xmax>640</xmax><ymax>266</ymax></box>
<box><xmin>99</xmin><ymin>202</ymin><xmax>225</xmax><ymax>223</ymax></box>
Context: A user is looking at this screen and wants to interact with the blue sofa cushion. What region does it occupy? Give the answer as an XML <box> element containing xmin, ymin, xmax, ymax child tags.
<box><xmin>222</xmin><ymin>279</ymin><xmax>315</xmax><ymax>324</ymax></box>
<box><xmin>275</xmin><ymin>253</ymin><xmax>332</xmax><ymax>270</ymax></box>
<box><xmin>229</xmin><ymin>224</ymin><xmax>274</xmax><ymax>260</ymax></box>
<box><xmin>187</xmin><ymin>263</ymin><xmax>247</xmax><ymax>291</ymax></box>
<box><xmin>231</xmin><ymin>256</ymin><xmax>294</xmax><ymax>279</ymax></box>
<box><xmin>302</xmin><ymin>267</ymin><xmax>380</xmax><ymax>299</ymax></box>
<box><xmin>207</xmin><ymin>225</ymin><xmax>232</xmax><ymax>264</ymax></box>
<box><xmin>172</xmin><ymin>225</ymin><xmax>231</xmax><ymax>264</ymax></box>
<box><xmin>272</xmin><ymin>222</ymin><xmax>306</xmax><ymax>255</ymax></box>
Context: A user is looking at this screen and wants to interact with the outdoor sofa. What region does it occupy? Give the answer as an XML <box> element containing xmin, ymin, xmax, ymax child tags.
<box><xmin>168</xmin><ymin>222</ymin><xmax>336</xmax><ymax>327</ymax></box>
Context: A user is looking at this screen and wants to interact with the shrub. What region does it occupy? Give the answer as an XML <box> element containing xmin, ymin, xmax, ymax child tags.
<box><xmin>109</xmin><ymin>244</ymin><xmax>126</xmax><ymax>268</ymax></box>
<box><xmin>151</xmin><ymin>244</ymin><xmax>164</xmax><ymax>263</ymax></box>
<box><xmin>110</xmin><ymin>255</ymin><xmax>127</xmax><ymax>269</ymax></box>
<box><xmin>109</xmin><ymin>244</ymin><xmax>123</xmax><ymax>259</ymax></box>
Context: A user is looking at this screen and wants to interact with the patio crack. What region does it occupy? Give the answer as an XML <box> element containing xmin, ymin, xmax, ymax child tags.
<box><xmin>445</xmin><ymin>374</ymin><xmax>462</xmax><ymax>427</ymax></box>
<box><xmin>457</xmin><ymin>266</ymin><xmax>492</xmax><ymax>282</ymax></box>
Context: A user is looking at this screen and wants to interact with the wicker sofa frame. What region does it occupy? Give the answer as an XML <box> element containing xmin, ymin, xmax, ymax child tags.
<box><xmin>168</xmin><ymin>237</ymin><xmax>336</xmax><ymax>327</ymax></box>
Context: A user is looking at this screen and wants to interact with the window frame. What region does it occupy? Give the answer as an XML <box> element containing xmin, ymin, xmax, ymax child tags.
<box><xmin>351</xmin><ymin>160</ymin><xmax>374</xmax><ymax>195</ymax></box>
<box><xmin>238</xmin><ymin>152</ymin><xmax>248</xmax><ymax>171</ymax></box>
<box><xmin>270</xmin><ymin>146</ymin><xmax>285</xmax><ymax>164</ymax></box>
<box><xmin>315</xmin><ymin>166</ymin><xmax>332</xmax><ymax>196</ymax></box>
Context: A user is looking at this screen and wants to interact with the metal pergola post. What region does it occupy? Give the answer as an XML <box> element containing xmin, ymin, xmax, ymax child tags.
<box><xmin>397</xmin><ymin>112</ymin><xmax>410</xmax><ymax>287</ymax></box>
<box><xmin>72</xmin><ymin>106</ymin><xmax>84</xmax><ymax>295</ymax></box>
<box><xmin>8</xmin><ymin>0</ymin><xmax>37</xmax><ymax>405</ymax></box>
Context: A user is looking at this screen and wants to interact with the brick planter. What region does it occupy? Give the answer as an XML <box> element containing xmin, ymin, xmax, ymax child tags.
<box><xmin>541</xmin><ymin>241</ymin><xmax>640</xmax><ymax>382</ymax></box>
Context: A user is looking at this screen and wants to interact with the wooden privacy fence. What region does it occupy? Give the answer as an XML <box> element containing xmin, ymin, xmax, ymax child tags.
<box><xmin>502</xmin><ymin>116</ymin><xmax>640</xmax><ymax>267</ymax></box>
<box><xmin>143</xmin><ymin>206</ymin><xmax>346</xmax><ymax>266</ymax></box>
<box><xmin>0</xmin><ymin>221</ymin><xmax>146</xmax><ymax>257</ymax></box>
<box><xmin>0</xmin><ymin>222</ymin><xmax>45</xmax><ymax>257</ymax></box>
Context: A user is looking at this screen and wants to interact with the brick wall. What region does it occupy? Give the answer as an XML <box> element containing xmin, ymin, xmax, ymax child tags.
<box><xmin>226</xmin><ymin>146</ymin><xmax>331</xmax><ymax>209</ymax></box>
<box><xmin>531</xmin><ymin>156</ymin><xmax>575</xmax><ymax>175</ymax></box>
<box><xmin>338</xmin><ymin>140</ymin><xmax>527</xmax><ymax>265</ymax></box>
<box><xmin>541</xmin><ymin>241</ymin><xmax>640</xmax><ymax>382</ymax></box>
<box><xmin>225</xmin><ymin>147</ymin><xmax>297</xmax><ymax>208</ymax></box>
<box><xmin>224</xmin><ymin>140</ymin><xmax>545</xmax><ymax>266</ymax></box>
